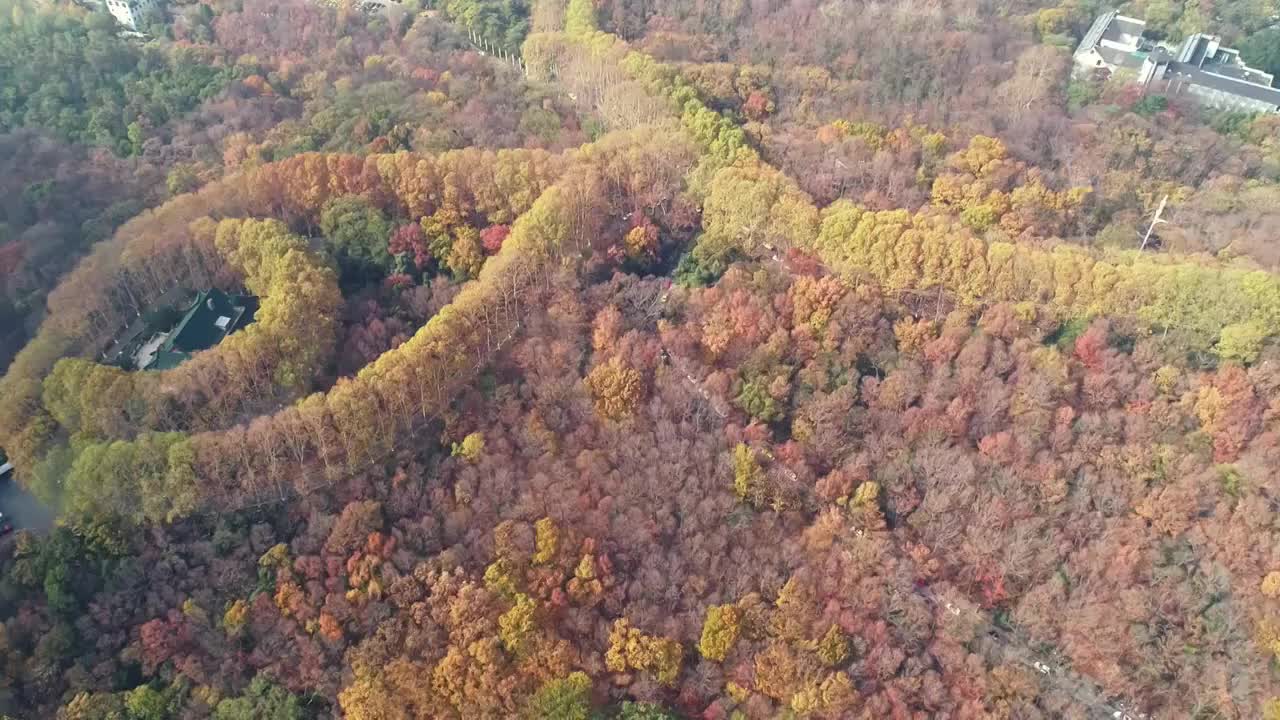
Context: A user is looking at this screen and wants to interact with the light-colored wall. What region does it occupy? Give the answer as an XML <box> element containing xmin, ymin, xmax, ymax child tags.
<box><xmin>1100</xmin><ymin>37</ymin><xmax>1138</xmax><ymax>52</ymax></box>
<box><xmin>103</xmin><ymin>0</ymin><xmax>160</xmax><ymax>30</ymax></box>
<box><xmin>1074</xmin><ymin>48</ymin><xmax>1108</xmax><ymax>72</ymax></box>
<box><xmin>1184</xmin><ymin>85</ymin><xmax>1278</xmax><ymax>113</ymax></box>
<box><xmin>104</xmin><ymin>0</ymin><xmax>138</xmax><ymax>28</ymax></box>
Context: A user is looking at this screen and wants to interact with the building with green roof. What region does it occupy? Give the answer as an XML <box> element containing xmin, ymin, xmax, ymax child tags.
<box><xmin>124</xmin><ymin>288</ymin><xmax>256</xmax><ymax>371</ymax></box>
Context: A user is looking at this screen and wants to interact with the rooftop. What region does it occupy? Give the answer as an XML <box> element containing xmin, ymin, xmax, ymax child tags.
<box><xmin>1078</xmin><ymin>9</ymin><xmax>1280</xmax><ymax>111</ymax></box>
<box><xmin>1102</xmin><ymin>15</ymin><xmax>1146</xmax><ymax>46</ymax></box>
<box><xmin>162</xmin><ymin>288</ymin><xmax>248</xmax><ymax>356</ymax></box>
<box><xmin>1169</xmin><ymin>63</ymin><xmax>1280</xmax><ymax>105</ymax></box>
<box><xmin>1076</xmin><ymin>11</ymin><xmax>1147</xmax><ymax>55</ymax></box>
<box><xmin>103</xmin><ymin>288</ymin><xmax>256</xmax><ymax>371</ymax></box>
<box><xmin>1076</xmin><ymin>11</ymin><xmax>1116</xmax><ymax>57</ymax></box>
<box><xmin>1209</xmin><ymin>59</ymin><xmax>1273</xmax><ymax>86</ymax></box>
<box><xmin>1096</xmin><ymin>45</ymin><xmax>1147</xmax><ymax>70</ymax></box>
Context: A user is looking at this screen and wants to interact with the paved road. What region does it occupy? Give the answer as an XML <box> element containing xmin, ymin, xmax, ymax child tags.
<box><xmin>0</xmin><ymin>476</ymin><xmax>55</xmax><ymax>533</ymax></box>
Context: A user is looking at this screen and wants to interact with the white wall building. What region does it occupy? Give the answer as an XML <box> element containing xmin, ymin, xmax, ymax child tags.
<box><xmin>1073</xmin><ymin>10</ymin><xmax>1150</xmax><ymax>74</ymax></box>
<box><xmin>1075</xmin><ymin>10</ymin><xmax>1280</xmax><ymax>113</ymax></box>
<box><xmin>99</xmin><ymin>0</ymin><xmax>162</xmax><ymax>31</ymax></box>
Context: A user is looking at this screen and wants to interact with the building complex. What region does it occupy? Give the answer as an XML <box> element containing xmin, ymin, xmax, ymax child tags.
<box><xmin>1074</xmin><ymin>10</ymin><xmax>1280</xmax><ymax>113</ymax></box>
<box><xmin>103</xmin><ymin>288</ymin><xmax>256</xmax><ymax>372</ymax></box>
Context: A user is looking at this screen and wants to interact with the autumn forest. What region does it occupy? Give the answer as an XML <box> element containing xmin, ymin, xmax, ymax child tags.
<box><xmin>2</xmin><ymin>0</ymin><xmax>1280</xmax><ymax>717</ymax></box>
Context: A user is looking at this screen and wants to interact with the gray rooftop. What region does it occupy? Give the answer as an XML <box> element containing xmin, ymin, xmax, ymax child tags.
<box><xmin>1208</xmin><ymin>60</ymin><xmax>1274</xmax><ymax>85</ymax></box>
<box><xmin>1103</xmin><ymin>15</ymin><xmax>1146</xmax><ymax>44</ymax></box>
<box><xmin>1179</xmin><ymin>34</ymin><xmax>1212</xmax><ymax>65</ymax></box>
<box><xmin>1097</xmin><ymin>45</ymin><xmax>1147</xmax><ymax>70</ymax></box>
<box><xmin>1169</xmin><ymin>63</ymin><xmax>1280</xmax><ymax>105</ymax></box>
<box><xmin>1076</xmin><ymin>10</ymin><xmax>1149</xmax><ymax>62</ymax></box>
<box><xmin>1075</xmin><ymin>11</ymin><xmax>1117</xmax><ymax>57</ymax></box>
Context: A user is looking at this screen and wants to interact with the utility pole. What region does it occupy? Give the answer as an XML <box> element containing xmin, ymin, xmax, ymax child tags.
<box><xmin>1139</xmin><ymin>194</ymin><xmax>1168</xmax><ymax>252</ymax></box>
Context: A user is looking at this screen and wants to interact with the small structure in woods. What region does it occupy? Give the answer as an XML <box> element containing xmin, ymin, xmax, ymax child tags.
<box><xmin>1074</xmin><ymin>10</ymin><xmax>1280</xmax><ymax>113</ymax></box>
<box><xmin>103</xmin><ymin>288</ymin><xmax>257</xmax><ymax>371</ymax></box>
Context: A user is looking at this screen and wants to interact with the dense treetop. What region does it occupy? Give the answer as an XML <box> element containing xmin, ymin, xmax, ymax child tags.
<box><xmin>3</xmin><ymin>0</ymin><xmax>1280</xmax><ymax>718</ymax></box>
<box><xmin>0</xmin><ymin>0</ymin><xmax>232</xmax><ymax>155</ymax></box>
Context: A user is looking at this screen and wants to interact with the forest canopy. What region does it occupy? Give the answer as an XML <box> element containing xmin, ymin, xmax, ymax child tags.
<box><xmin>3</xmin><ymin>0</ymin><xmax>1280</xmax><ymax>718</ymax></box>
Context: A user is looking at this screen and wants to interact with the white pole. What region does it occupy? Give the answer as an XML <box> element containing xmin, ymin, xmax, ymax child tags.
<box><xmin>1139</xmin><ymin>194</ymin><xmax>1168</xmax><ymax>252</ymax></box>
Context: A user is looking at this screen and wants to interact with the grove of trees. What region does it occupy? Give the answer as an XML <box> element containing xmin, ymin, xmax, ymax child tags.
<box><xmin>3</xmin><ymin>0</ymin><xmax>1280</xmax><ymax>718</ymax></box>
